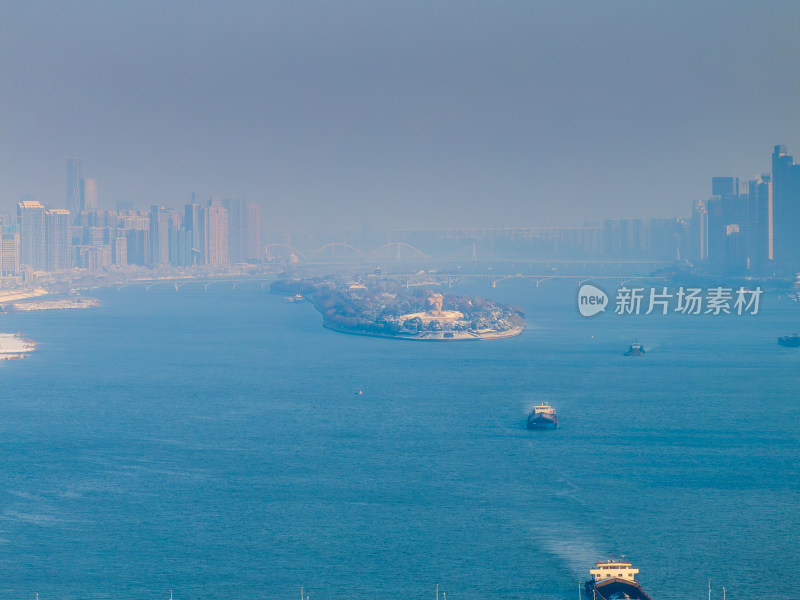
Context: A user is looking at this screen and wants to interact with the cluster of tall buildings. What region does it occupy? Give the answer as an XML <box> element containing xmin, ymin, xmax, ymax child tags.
<box><xmin>384</xmin><ymin>144</ymin><xmax>800</xmax><ymax>274</ymax></box>
<box><xmin>0</xmin><ymin>159</ymin><xmax>261</xmax><ymax>276</ymax></box>
<box><xmin>692</xmin><ymin>145</ymin><xmax>800</xmax><ymax>274</ymax></box>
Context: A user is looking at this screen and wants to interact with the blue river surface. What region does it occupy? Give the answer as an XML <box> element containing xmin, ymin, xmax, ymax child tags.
<box><xmin>0</xmin><ymin>280</ymin><xmax>798</xmax><ymax>600</ymax></box>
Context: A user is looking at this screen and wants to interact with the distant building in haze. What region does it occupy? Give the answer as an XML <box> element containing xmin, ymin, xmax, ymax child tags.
<box><xmin>67</xmin><ymin>159</ymin><xmax>83</xmax><ymax>222</ymax></box>
<box><xmin>184</xmin><ymin>203</ymin><xmax>204</xmax><ymax>266</ymax></box>
<box><xmin>603</xmin><ymin>219</ymin><xmax>647</xmax><ymax>257</ymax></box>
<box><xmin>223</xmin><ymin>198</ymin><xmax>261</xmax><ymax>263</ymax></box>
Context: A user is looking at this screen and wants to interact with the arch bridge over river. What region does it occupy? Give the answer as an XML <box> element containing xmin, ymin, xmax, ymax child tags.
<box><xmin>108</xmin><ymin>270</ymin><xmax>667</xmax><ymax>293</ymax></box>
<box><xmin>264</xmin><ymin>241</ymin><xmax>675</xmax><ymax>270</ymax></box>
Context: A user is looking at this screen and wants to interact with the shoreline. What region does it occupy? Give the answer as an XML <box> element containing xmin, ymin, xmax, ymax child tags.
<box><xmin>0</xmin><ymin>332</ymin><xmax>37</xmax><ymax>360</ymax></box>
<box><xmin>322</xmin><ymin>322</ymin><xmax>525</xmax><ymax>341</ymax></box>
<box><xmin>9</xmin><ymin>297</ymin><xmax>100</xmax><ymax>311</ymax></box>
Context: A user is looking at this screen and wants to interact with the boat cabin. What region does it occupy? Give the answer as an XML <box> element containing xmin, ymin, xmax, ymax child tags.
<box><xmin>590</xmin><ymin>560</ymin><xmax>639</xmax><ymax>582</ymax></box>
<box><xmin>533</xmin><ymin>403</ymin><xmax>554</xmax><ymax>415</ymax></box>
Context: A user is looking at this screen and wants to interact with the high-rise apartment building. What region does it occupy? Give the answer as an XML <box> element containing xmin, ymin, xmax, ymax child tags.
<box><xmin>203</xmin><ymin>203</ymin><xmax>228</xmax><ymax>266</ymax></box>
<box><xmin>17</xmin><ymin>200</ymin><xmax>47</xmax><ymax>270</ymax></box>
<box><xmin>46</xmin><ymin>209</ymin><xmax>72</xmax><ymax>271</ymax></box>
<box><xmin>1</xmin><ymin>229</ymin><xmax>20</xmax><ymax>275</ymax></box>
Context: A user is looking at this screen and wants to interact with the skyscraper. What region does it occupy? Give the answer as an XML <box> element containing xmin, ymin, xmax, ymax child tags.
<box><xmin>245</xmin><ymin>201</ymin><xmax>261</xmax><ymax>261</ymax></box>
<box><xmin>748</xmin><ymin>175</ymin><xmax>772</xmax><ymax>269</ymax></box>
<box><xmin>148</xmin><ymin>206</ymin><xmax>171</xmax><ymax>267</ymax></box>
<box><xmin>691</xmin><ymin>199</ymin><xmax>708</xmax><ymax>263</ymax></box>
<box><xmin>67</xmin><ymin>158</ymin><xmax>83</xmax><ymax>222</ymax></box>
<box><xmin>771</xmin><ymin>145</ymin><xmax>800</xmax><ymax>268</ymax></box>
<box><xmin>80</xmin><ymin>178</ymin><xmax>99</xmax><ymax>211</ymax></box>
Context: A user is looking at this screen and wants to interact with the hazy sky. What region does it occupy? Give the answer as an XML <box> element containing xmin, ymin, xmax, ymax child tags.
<box><xmin>1</xmin><ymin>0</ymin><xmax>798</xmax><ymax>231</ymax></box>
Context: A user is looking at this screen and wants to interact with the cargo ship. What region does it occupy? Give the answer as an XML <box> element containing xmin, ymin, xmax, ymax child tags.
<box><xmin>584</xmin><ymin>558</ymin><xmax>653</xmax><ymax>600</ymax></box>
<box><xmin>778</xmin><ymin>333</ymin><xmax>800</xmax><ymax>347</ymax></box>
<box><xmin>526</xmin><ymin>402</ymin><xmax>557</xmax><ymax>429</ymax></box>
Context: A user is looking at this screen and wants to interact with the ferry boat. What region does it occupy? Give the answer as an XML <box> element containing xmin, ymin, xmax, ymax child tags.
<box><xmin>526</xmin><ymin>402</ymin><xmax>558</xmax><ymax>430</ymax></box>
<box><xmin>624</xmin><ymin>342</ymin><xmax>645</xmax><ymax>356</ymax></box>
<box><xmin>778</xmin><ymin>333</ymin><xmax>800</xmax><ymax>347</ymax></box>
<box><xmin>584</xmin><ymin>558</ymin><xmax>653</xmax><ymax>600</ymax></box>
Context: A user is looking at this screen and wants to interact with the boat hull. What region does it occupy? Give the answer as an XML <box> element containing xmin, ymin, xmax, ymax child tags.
<box><xmin>526</xmin><ymin>414</ymin><xmax>558</xmax><ymax>430</ymax></box>
<box><xmin>624</xmin><ymin>348</ymin><xmax>645</xmax><ymax>356</ymax></box>
<box><xmin>584</xmin><ymin>578</ymin><xmax>653</xmax><ymax>600</ymax></box>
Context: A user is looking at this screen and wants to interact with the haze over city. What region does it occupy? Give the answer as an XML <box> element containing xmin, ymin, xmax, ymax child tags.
<box><xmin>1</xmin><ymin>3</ymin><xmax>800</xmax><ymax>599</ymax></box>
<box><xmin>2</xmin><ymin>0</ymin><xmax>799</xmax><ymax>231</ymax></box>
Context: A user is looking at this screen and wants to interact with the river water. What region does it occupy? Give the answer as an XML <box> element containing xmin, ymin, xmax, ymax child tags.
<box><xmin>1</xmin><ymin>279</ymin><xmax>798</xmax><ymax>599</ymax></box>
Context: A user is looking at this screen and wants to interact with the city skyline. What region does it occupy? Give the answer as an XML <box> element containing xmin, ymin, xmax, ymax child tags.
<box><xmin>2</xmin><ymin>141</ymin><xmax>797</xmax><ymax>231</ymax></box>
<box><xmin>2</xmin><ymin>1</ymin><xmax>799</xmax><ymax>230</ymax></box>
<box><xmin>0</xmin><ymin>140</ymin><xmax>797</xmax><ymax>277</ymax></box>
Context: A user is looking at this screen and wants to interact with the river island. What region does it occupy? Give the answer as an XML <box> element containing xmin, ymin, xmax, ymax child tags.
<box><xmin>272</xmin><ymin>277</ymin><xmax>525</xmax><ymax>341</ymax></box>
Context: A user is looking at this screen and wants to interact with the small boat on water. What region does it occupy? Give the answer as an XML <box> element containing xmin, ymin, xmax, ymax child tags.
<box><xmin>283</xmin><ymin>293</ymin><xmax>304</xmax><ymax>303</ymax></box>
<box><xmin>778</xmin><ymin>333</ymin><xmax>800</xmax><ymax>347</ymax></box>
<box><xmin>526</xmin><ymin>402</ymin><xmax>558</xmax><ymax>430</ymax></box>
<box><xmin>624</xmin><ymin>342</ymin><xmax>645</xmax><ymax>356</ymax></box>
<box><xmin>584</xmin><ymin>558</ymin><xmax>653</xmax><ymax>600</ymax></box>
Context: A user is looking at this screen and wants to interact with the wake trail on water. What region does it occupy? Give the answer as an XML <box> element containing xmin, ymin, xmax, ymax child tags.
<box><xmin>530</xmin><ymin>522</ymin><xmax>605</xmax><ymax>580</ymax></box>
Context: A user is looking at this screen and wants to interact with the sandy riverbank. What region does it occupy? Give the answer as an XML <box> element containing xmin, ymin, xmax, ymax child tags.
<box><xmin>0</xmin><ymin>288</ymin><xmax>49</xmax><ymax>303</ymax></box>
